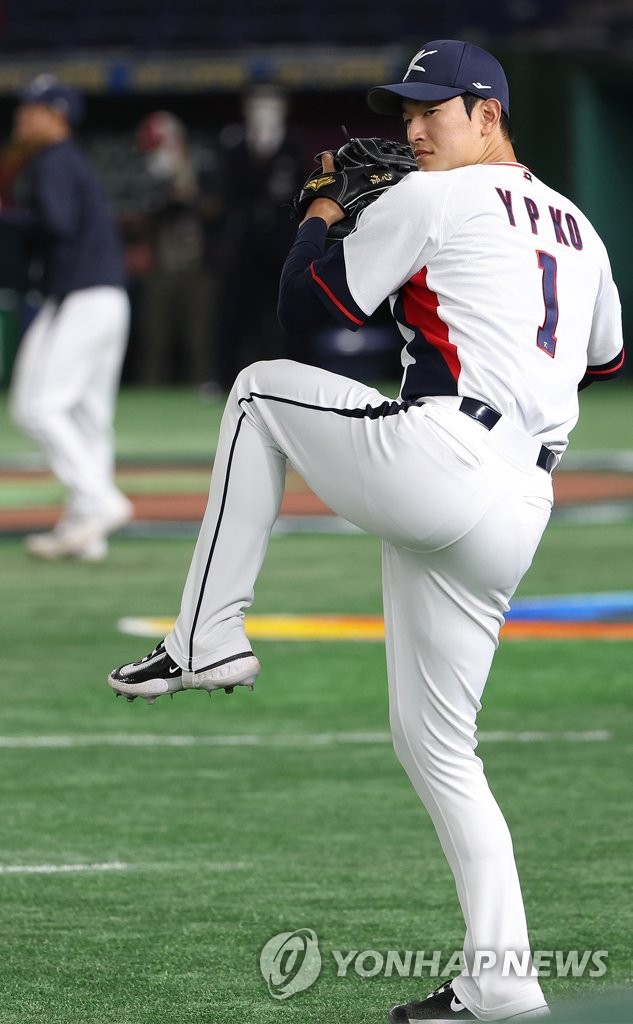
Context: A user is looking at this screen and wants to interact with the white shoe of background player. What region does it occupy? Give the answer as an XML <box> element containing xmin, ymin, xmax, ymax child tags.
<box><xmin>25</xmin><ymin>525</ymin><xmax>108</xmax><ymax>562</ymax></box>
<box><xmin>25</xmin><ymin>498</ymin><xmax>134</xmax><ymax>562</ymax></box>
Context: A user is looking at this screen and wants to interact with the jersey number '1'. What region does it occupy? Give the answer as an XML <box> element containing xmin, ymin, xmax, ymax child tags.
<box><xmin>536</xmin><ymin>251</ymin><xmax>558</xmax><ymax>357</ymax></box>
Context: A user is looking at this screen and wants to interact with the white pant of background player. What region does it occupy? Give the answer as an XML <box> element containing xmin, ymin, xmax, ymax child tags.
<box><xmin>10</xmin><ymin>286</ymin><xmax>131</xmax><ymax>554</ymax></box>
<box><xmin>166</xmin><ymin>358</ymin><xmax>551</xmax><ymax>1020</ymax></box>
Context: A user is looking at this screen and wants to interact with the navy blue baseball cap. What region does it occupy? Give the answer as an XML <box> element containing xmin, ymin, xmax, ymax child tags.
<box><xmin>367</xmin><ymin>40</ymin><xmax>510</xmax><ymax>117</ymax></box>
<box><xmin>18</xmin><ymin>74</ymin><xmax>84</xmax><ymax>127</ymax></box>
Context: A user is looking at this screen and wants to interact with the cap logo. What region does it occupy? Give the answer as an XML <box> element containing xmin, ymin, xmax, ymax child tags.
<box><xmin>403</xmin><ymin>48</ymin><xmax>438</xmax><ymax>80</ymax></box>
<box><xmin>28</xmin><ymin>73</ymin><xmax>58</xmax><ymax>95</ymax></box>
<box><xmin>472</xmin><ymin>82</ymin><xmax>492</xmax><ymax>89</ymax></box>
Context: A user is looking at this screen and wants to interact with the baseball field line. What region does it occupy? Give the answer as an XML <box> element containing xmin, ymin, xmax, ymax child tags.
<box><xmin>0</xmin><ymin>730</ymin><xmax>611</xmax><ymax>749</ymax></box>
<box><xmin>0</xmin><ymin>860</ymin><xmax>250</xmax><ymax>876</ymax></box>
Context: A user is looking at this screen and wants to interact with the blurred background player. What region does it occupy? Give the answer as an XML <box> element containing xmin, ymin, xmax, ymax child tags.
<box><xmin>134</xmin><ymin>111</ymin><xmax>221</xmax><ymax>388</ymax></box>
<box><xmin>214</xmin><ymin>84</ymin><xmax>306</xmax><ymax>390</ymax></box>
<box><xmin>6</xmin><ymin>75</ymin><xmax>131</xmax><ymax>561</ymax></box>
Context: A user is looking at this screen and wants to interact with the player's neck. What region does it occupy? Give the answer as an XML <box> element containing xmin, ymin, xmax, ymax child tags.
<box><xmin>479</xmin><ymin>137</ymin><xmax>517</xmax><ymax>166</ymax></box>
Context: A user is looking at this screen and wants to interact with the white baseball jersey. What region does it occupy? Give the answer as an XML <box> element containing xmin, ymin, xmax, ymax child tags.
<box><xmin>309</xmin><ymin>162</ymin><xmax>624</xmax><ymax>454</ymax></box>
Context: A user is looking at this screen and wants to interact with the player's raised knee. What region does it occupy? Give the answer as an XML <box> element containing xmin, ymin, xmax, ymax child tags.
<box><xmin>234</xmin><ymin>358</ymin><xmax>298</xmax><ymax>393</ymax></box>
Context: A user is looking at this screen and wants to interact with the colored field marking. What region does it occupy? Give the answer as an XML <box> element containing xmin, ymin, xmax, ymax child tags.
<box><xmin>117</xmin><ymin>614</ymin><xmax>379</xmax><ymax>641</ymax></box>
<box><xmin>0</xmin><ymin>731</ymin><xmax>611</xmax><ymax>750</ymax></box>
<box><xmin>118</xmin><ymin>614</ymin><xmax>385</xmax><ymax>641</ymax></box>
<box><xmin>118</xmin><ymin>596</ymin><xmax>633</xmax><ymax>643</ymax></box>
<box><xmin>509</xmin><ymin>591</ymin><xmax>633</xmax><ymax>621</ymax></box>
<box><xmin>501</xmin><ymin>621</ymin><xmax>633</xmax><ymax>639</ymax></box>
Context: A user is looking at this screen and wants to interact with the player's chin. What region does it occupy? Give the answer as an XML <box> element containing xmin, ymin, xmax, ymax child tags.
<box><xmin>415</xmin><ymin>154</ymin><xmax>436</xmax><ymax>171</ymax></box>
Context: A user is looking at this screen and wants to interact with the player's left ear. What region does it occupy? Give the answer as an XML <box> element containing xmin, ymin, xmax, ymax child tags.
<box><xmin>479</xmin><ymin>99</ymin><xmax>502</xmax><ymax>135</ymax></box>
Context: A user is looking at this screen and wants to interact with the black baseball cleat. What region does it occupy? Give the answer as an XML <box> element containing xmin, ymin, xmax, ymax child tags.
<box><xmin>388</xmin><ymin>981</ymin><xmax>475</xmax><ymax>1022</ymax></box>
<box><xmin>107</xmin><ymin>641</ymin><xmax>260</xmax><ymax>704</ymax></box>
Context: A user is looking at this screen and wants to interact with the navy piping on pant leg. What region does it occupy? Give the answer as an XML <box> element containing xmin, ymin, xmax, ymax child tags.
<box><xmin>239</xmin><ymin>391</ymin><xmax>418</xmax><ymax>420</ymax></box>
<box><xmin>186</xmin><ymin>391</ymin><xmax>418</xmax><ymax>670</ymax></box>
<box><xmin>187</xmin><ymin>410</ymin><xmax>247</xmax><ymax>672</ymax></box>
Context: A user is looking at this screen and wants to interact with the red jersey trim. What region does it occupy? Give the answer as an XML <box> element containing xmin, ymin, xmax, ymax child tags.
<box><xmin>587</xmin><ymin>350</ymin><xmax>625</xmax><ymax>375</ymax></box>
<box><xmin>310</xmin><ymin>262</ymin><xmax>364</xmax><ymax>326</ymax></box>
<box><xmin>401</xmin><ymin>268</ymin><xmax>461</xmax><ymax>382</ymax></box>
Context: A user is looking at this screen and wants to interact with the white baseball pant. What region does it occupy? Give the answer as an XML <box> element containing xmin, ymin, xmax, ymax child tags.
<box><xmin>10</xmin><ymin>286</ymin><xmax>130</xmax><ymax>522</ymax></box>
<box><xmin>165</xmin><ymin>358</ymin><xmax>552</xmax><ymax>1019</ymax></box>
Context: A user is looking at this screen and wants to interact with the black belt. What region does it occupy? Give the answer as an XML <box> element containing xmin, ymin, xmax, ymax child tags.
<box><xmin>458</xmin><ymin>398</ymin><xmax>556</xmax><ymax>473</ymax></box>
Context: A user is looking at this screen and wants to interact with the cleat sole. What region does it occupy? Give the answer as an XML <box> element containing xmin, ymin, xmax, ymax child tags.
<box><xmin>114</xmin><ymin>683</ymin><xmax>254</xmax><ymax>702</ymax></box>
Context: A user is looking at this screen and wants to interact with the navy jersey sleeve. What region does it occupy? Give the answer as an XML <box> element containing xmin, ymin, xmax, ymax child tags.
<box><xmin>32</xmin><ymin>150</ymin><xmax>78</xmax><ymax>239</ymax></box>
<box><xmin>277</xmin><ymin>218</ymin><xmax>366</xmax><ymax>334</ymax></box>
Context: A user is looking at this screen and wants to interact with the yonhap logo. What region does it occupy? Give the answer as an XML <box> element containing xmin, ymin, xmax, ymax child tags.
<box><xmin>259</xmin><ymin>928</ymin><xmax>322</xmax><ymax>1000</ymax></box>
<box><xmin>259</xmin><ymin>930</ymin><xmax>608</xmax><ymax>1001</ymax></box>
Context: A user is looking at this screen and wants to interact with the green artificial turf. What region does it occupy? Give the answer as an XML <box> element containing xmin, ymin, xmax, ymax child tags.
<box><xmin>0</xmin><ymin>525</ymin><xmax>631</xmax><ymax>1022</ymax></box>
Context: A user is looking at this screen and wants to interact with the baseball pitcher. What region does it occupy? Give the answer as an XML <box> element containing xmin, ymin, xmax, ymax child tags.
<box><xmin>108</xmin><ymin>40</ymin><xmax>624</xmax><ymax>1022</ymax></box>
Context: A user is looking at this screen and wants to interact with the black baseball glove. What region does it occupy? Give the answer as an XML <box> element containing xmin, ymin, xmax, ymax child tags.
<box><xmin>292</xmin><ymin>135</ymin><xmax>417</xmax><ymax>239</ymax></box>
